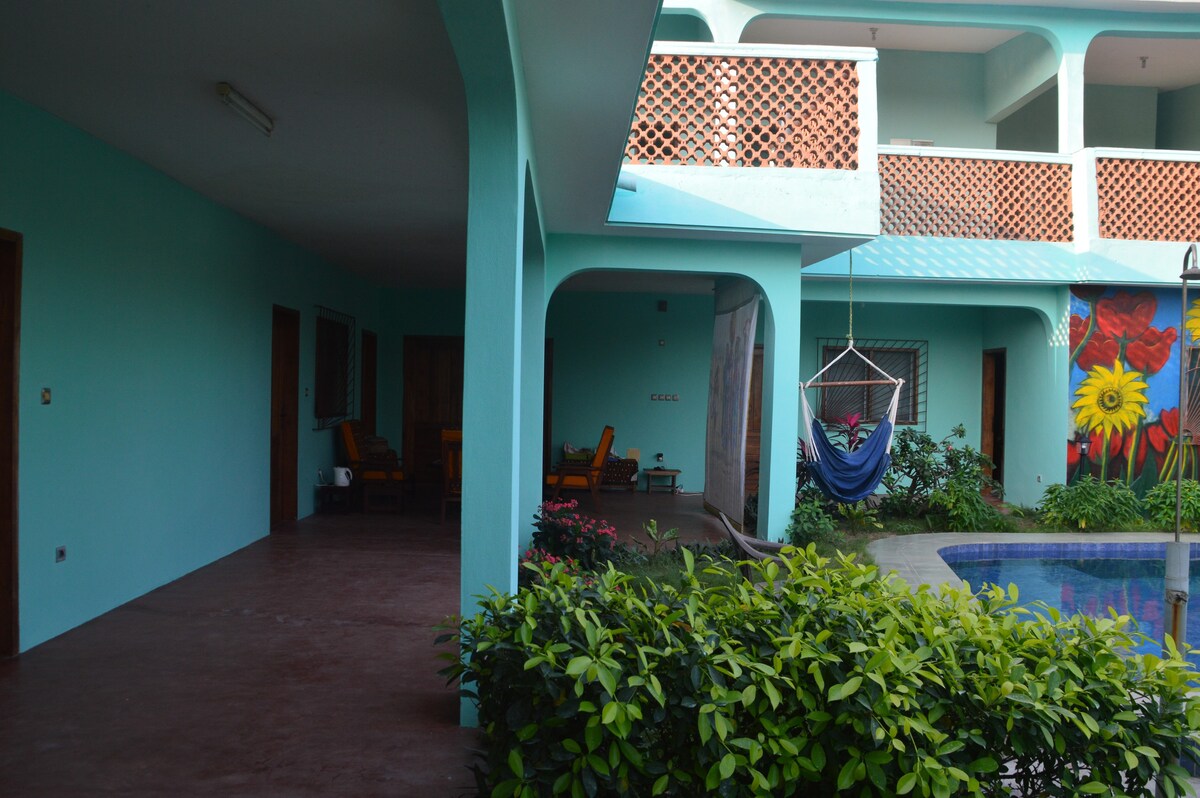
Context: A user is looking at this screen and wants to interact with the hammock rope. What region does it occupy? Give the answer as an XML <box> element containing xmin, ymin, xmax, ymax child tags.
<box><xmin>799</xmin><ymin>250</ymin><xmax>905</xmax><ymax>503</ymax></box>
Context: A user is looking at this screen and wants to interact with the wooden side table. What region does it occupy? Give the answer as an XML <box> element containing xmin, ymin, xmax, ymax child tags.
<box><xmin>644</xmin><ymin>468</ymin><xmax>681</xmax><ymax>494</ymax></box>
<box><xmin>315</xmin><ymin>484</ymin><xmax>354</xmax><ymax>513</ymax></box>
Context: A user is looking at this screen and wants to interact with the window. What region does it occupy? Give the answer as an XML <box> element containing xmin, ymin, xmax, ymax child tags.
<box><xmin>817</xmin><ymin>339</ymin><xmax>927</xmax><ymax>426</ymax></box>
<box><xmin>314</xmin><ymin>306</ymin><xmax>356</xmax><ymax>429</ymax></box>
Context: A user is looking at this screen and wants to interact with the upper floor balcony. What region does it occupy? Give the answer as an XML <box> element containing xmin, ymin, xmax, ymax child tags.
<box><xmin>617</xmin><ymin>10</ymin><xmax>1200</xmax><ymax>282</ymax></box>
<box><xmin>608</xmin><ymin>42</ymin><xmax>881</xmax><ymax>266</ymax></box>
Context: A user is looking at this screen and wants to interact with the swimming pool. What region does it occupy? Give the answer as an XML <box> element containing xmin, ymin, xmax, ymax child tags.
<box><xmin>941</xmin><ymin>542</ymin><xmax>1200</xmax><ymax>659</ymax></box>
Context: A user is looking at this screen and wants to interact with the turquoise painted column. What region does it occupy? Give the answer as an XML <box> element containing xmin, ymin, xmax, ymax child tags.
<box><xmin>1055</xmin><ymin>31</ymin><xmax>1092</xmax><ymax>154</ymax></box>
<box><xmin>756</xmin><ymin>268</ymin><xmax>802</xmax><ymax>543</ymax></box>
<box><xmin>519</xmin><ymin>170</ymin><xmax>547</xmax><ymax>550</ymax></box>
<box><xmin>440</xmin><ymin>0</ymin><xmax>525</xmax><ymax>725</ymax></box>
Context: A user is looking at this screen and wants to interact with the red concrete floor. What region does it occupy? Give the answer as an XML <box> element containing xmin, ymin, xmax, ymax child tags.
<box><xmin>0</xmin><ymin>512</ymin><xmax>480</xmax><ymax>797</ymax></box>
<box><xmin>0</xmin><ymin>491</ymin><xmax>724</xmax><ymax>797</ymax></box>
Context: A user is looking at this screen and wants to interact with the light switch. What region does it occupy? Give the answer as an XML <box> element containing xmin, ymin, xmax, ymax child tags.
<box><xmin>41</xmin><ymin>388</ymin><xmax>51</xmax><ymax>405</ymax></box>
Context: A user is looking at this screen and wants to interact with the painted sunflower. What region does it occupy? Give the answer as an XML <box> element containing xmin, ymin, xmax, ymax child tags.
<box><xmin>1187</xmin><ymin>297</ymin><xmax>1200</xmax><ymax>343</ymax></box>
<box><xmin>1072</xmin><ymin>359</ymin><xmax>1149</xmax><ymax>435</ymax></box>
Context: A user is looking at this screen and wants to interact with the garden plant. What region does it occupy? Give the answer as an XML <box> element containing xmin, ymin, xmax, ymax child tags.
<box><xmin>444</xmin><ymin>548</ymin><xmax>1200</xmax><ymax>798</ymax></box>
<box><xmin>1038</xmin><ymin>476</ymin><xmax>1143</xmax><ymax>531</ymax></box>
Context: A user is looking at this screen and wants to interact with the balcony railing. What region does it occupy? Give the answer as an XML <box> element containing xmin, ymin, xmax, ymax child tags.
<box><xmin>1096</xmin><ymin>153</ymin><xmax>1200</xmax><ymax>242</ymax></box>
<box><xmin>624</xmin><ymin>51</ymin><xmax>862</xmax><ymax>170</ymax></box>
<box><xmin>879</xmin><ymin>148</ymin><xmax>1074</xmax><ymax>243</ymax></box>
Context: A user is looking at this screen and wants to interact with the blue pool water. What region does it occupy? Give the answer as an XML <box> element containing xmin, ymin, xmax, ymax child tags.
<box><xmin>942</xmin><ymin>542</ymin><xmax>1200</xmax><ymax>660</ymax></box>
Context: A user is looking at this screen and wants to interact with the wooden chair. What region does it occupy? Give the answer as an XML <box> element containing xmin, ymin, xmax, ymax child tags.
<box><xmin>545</xmin><ymin>425</ymin><xmax>614</xmax><ymax>510</ymax></box>
<box><xmin>339</xmin><ymin>420</ymin><xmax>405</xmax><ymax>512</ymax></box>
<box><xmin>440</xmin><ymin>429</ymin><xmax>462</xmax><ymax>525</ymax></box>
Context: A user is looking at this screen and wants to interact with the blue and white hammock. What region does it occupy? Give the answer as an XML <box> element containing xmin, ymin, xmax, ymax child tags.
<box><xmin>800</xmin><ymin>344</ymin><xmax>904</xmax><ymax>504</ymax></box>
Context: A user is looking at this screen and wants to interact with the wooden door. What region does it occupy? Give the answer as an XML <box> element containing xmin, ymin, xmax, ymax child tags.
<box><xmin>403</xmin><ymin>336</ymin><xmax>464</xmax><ymax>486</ymax></box>
<box><xmin>361</xmin><ymin>330</ymin><xmax>378</xmax><ymax>435</ymax></box>
<box><xmin>270</xmin><ymin>306</ymin><xmax>300</xmax><ymax>528</ymax></box>
<box><xmin>981</xmin><ymin>349</ymin><xmax>1006</xmax><ymax>488</ymax></box>
<box><xmin>744</xmin><ymin>345</ymin><xmax>764</xmax><ymax>496</ymax></box>
<box><xmin>0</xmin><ymin>229</ymin><xmax>20</xmax><ymax>656</ymax></box>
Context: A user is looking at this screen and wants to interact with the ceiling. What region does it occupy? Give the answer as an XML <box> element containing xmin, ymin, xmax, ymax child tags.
<box><xmin>3</xmin><ymin>2</ymin><xmax>1199</xmax><ymax>295</ymax></box>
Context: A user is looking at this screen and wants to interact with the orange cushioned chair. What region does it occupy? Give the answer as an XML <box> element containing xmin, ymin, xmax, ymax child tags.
<box><xmin>339</xmin><ymin>420</ymin><xmax>405</xmax><ymax>512</ymax></box>
<box><xmin>545</xmin><ymin>425</ymin><xmax>614</xmax><ymax>510</ymax></box>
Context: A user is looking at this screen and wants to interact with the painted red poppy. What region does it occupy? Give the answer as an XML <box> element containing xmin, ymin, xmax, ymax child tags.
<box><xmin>1125</xmin><ymin>325</ymin><xmax>1177</xmax><ymax>375</ymax></box>
<box><xmin>1122</xmin><ymin>427</ymin><xmax>1148</xmax><ymax>472</ymax></box>
<box><xmin>1069</xmin><ymin>314</ymin><xmax>1088</xmax><ymax>353</ymax></box>
<box><xmin>1148</xmin><ymin>408</ymin><xmax>1180</xmax><ymax>454</ymax></box>
<box><xmin>1074</xmin><ymin>332</ymin><xmax>1119</xmax><ymax>372</ymax></box>
<box><xmin>1095</xmin><ymin>290</ymin><xmax>1156</xmax><ymax>340</ymax></box>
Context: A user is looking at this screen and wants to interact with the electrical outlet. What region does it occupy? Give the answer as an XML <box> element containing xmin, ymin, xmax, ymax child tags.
<box><xmin>656</xmin><ymin>452</ymin><xmax>664</xmax><ymax>463</ymax></box>
<box><xmin>55</xmin><ymin>546</ymin><xmax>66</xmax><ymax>563</ymax></box>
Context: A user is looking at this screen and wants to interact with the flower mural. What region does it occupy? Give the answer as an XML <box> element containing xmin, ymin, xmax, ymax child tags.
<box><xmin>1072</xmin><ymin>360</ymin><xmax>1148</xmax><ymax>435</ymax></box>
<box><xmin>1068</xmin><ymin>286</ymin><xmax>1191</xmax><ymax>487</ymax></box>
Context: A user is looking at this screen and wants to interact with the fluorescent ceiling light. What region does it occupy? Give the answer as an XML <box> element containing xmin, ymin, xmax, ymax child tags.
<box><xmin>216</xmin><ymin>82</ymin><xmax>274</xmax><ymax>137</ymax></box>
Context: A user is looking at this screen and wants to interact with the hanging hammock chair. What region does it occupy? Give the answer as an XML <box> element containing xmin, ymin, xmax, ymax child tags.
<box><xmin>800</xmin><ymin>343</ymin><xmax>905</xmax><ymax>504</ymax></box>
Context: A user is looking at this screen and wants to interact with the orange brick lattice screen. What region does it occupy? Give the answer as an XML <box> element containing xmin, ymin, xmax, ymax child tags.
<box><xmin>1097</xmin><ymin>158</ymin><xmax>1200</xmax><ymax>241</ymax></box>
<box><xmin>624</xmin><ymin>55</ymin><xmax>860</xmax><ymax>169</ymax></box>
<box><xmin>879</xmin><ymin>155</ymin><xmax>1074</xmax><ymax>242</ymax></box>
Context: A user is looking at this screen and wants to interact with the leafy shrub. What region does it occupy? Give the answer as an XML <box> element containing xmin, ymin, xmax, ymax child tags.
<box><xmin>927</xmin><ymin>470</ymin><xmax>1013</xmax><ymax>532</ymax></box>
<box><xmin>881</xmin><ymin>424</ymin><xmax>1000</xmax><ymax>518</ymax></box>
<box><xmin>531</xmin><ymin>499</ymin><xmax>618</xmax><ymax>568</ymax></box>
<box><xmin>1144</xmin><ymin>479</ymin><xmax>1200</xmax><ymax>532</ymax></box>
<box><xmin>785</xmin><ymin>496</ymin><xmax>841</xmax><ymax>549</ymax></box>
<box><xmin>1039</xmin><ymin>476</ymin><xmax>1143</xmax><ymax>530</ymax></box>
<box><xmin>444</xmin><ymin>550</ymin><xmax>1200</xmax><ymax>798</ymax></box>
<box><xmin>837</xmin><ymin>500</ymin><xmax>883</xmax><ymax>532</ymax></box>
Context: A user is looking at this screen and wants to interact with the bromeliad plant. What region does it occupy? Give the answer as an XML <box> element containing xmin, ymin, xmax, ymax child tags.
<box><xmin>442</xmin><ymin>548</ymin><xmax>1200</xmax><ymax>798</ymax></box>
<box><xmin>531</xmin><ymin>499</ymin><xmax>618</xmax><ymax>569</ymax></box>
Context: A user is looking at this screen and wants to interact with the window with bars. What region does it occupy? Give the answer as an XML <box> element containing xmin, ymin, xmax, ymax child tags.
<box><xmin>817</xmin><ymin>340</ymin><xmax>926</xmax><ymax>426</ymax></box>
<box><xmin>314</xmin><ymin>306</ymin><xmax>356</xmax><ymax>429</ymax></box>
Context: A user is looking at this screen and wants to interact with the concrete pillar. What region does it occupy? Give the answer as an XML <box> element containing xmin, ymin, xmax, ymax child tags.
<box><xmin>756</xmin><ymin>267</ymin><xmax>802</xmax><ymax>542</ymax></box>
<box><xmin>1057</xmin><ymin>49</ymin><xmax>1087</xmax><ymax>154</ymax></box>
<box><xmin>439</xmin><ymin>0</ymin><xmax>526</xmax><ymax>725</ymax></box>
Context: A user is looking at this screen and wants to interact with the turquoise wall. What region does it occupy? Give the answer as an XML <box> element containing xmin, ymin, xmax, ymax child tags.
<box><xmin>798</xmin><ymin>298</ymin><xmax>984</xmax><ymax>449</ymax></box>
<box><xmin>995</xmin><ymin>84</ymin><xmax>1161</xmax><ymax>151</ymax></box>
<box><xmin>877</xmin><ymin>50</ymin><xmax>996</xmax><ymax>149</ymax></box>
<box><xmin>546</xmin><ymin>290</ymin><xmax>713</xmax><ymax>494</ymax></box>
<box><xmin>996</xmin><ymin>88</ymin><xmax>1057</xmax><ymax>152</ymax></box>
<box><xmin>1158</xmin><ymin>84</ymin><xmax>1200</xmax><ymax>150</ymax></box>
<box><xmin>654</xmin><ymin>13</ymin><xmax>714</xmax><ymax>43</ymax></box>
<box><xmin>1085</xmin><ymin>85</ymin><xmax>1158</xmax><ymax>148</ymax></box>
<box><xmin>1</xmin><ymin>91</ymin><xmax>385</xmax><ymax>650</ymax></box>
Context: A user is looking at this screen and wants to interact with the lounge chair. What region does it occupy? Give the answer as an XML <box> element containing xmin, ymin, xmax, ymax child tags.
<box><xmin>339</xmin><ymin>420</ymin><xmax>405</xmax><ymax>512</ymax></box>
<box><xmin>545</xmin><ymin>425</ymin><xmax>614</xmax><ymax>510</ymax></box>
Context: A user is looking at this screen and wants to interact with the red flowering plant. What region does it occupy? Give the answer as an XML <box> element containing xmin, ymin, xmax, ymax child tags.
<box><xmin>529</xmin><ymin>499</ymin><xmax>618</xmax><ymax>570</ymax></box>
<box><xmin>1070</xmin><ymin>288</ymin><xmax>1183</xmax><ymax>485</ymax></box>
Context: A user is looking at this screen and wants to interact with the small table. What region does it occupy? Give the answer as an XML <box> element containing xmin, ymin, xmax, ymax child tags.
<box><xmin>315</xmin><ymin>483</ymin><xmax>354</xmax><ymax>513</ymax></box>
<box><xmin>644</xmin><ymin>468</ymin><xmax>681</xmax><ymax>494</ymax></box>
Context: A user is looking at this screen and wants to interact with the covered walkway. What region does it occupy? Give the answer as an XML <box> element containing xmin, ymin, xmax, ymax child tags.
<box><xmin>0</xmin><ymin>492</ymin><xmax>722</xmax><ymax>796</ymax></box>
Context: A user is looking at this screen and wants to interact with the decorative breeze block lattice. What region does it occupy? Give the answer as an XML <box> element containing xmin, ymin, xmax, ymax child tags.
<box><xmin>624</xmin><ymin>55</ymin><xmax>860</xmax><ymax>169</ymax></box>
<box><xmin>1097</xmin><ymin>159</ymin><xmax>1200</xmax><ymax>242</ymax></box>
<box><xmin>879</xmin><ymin>155</ymin><xmax>1074</xmax><ymax>242</ymax></box>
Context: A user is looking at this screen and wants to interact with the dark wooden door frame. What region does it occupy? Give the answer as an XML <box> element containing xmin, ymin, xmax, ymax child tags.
<box><xmin>1</xmin><ymin>229</ymin><xmax>21</xmax><ymax>657</ymax></box>
<box><xmin>270</xmin><ymin>306</ymin><xmax>300</xmax><ymax>529</ymax></box>
<box><xmin>982</xmin><ymin>349</ymin><xmax>1007</xmax><ymax>488</ymax></box>
<box><xmin>361</xmin><ymin>330</ymin><xmax>378</xmax><ymax>435</ymax></box>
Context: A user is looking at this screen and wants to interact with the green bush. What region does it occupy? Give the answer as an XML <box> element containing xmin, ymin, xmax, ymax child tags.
<box><xmin>882</xmin><ymin>425</ymin><xmax>1001</xmax><ymax>519</ymax></box>
<box><xmin>1039</xmin><ymin>476</ymin><xmax>1143</xmax><ymax>530</ymax></box>
<box><xmin>443</xmin><ymin>549</ymin><xmax>1200</xmax><ymax>797</ymax></box>
<box><xmin>927</xmin><ymin>474</ymin><xmax>1013</xmax><ymax>533</ymax></box>
<box><xmin>785</xmin><ymin>496</ymin><xmax>842</xmax><ymax>549</ymax></box>
<box><xmin>1144</xmin><ymin>479</ymin><xmax>1200</xmax><ymax>532</ymax></box>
